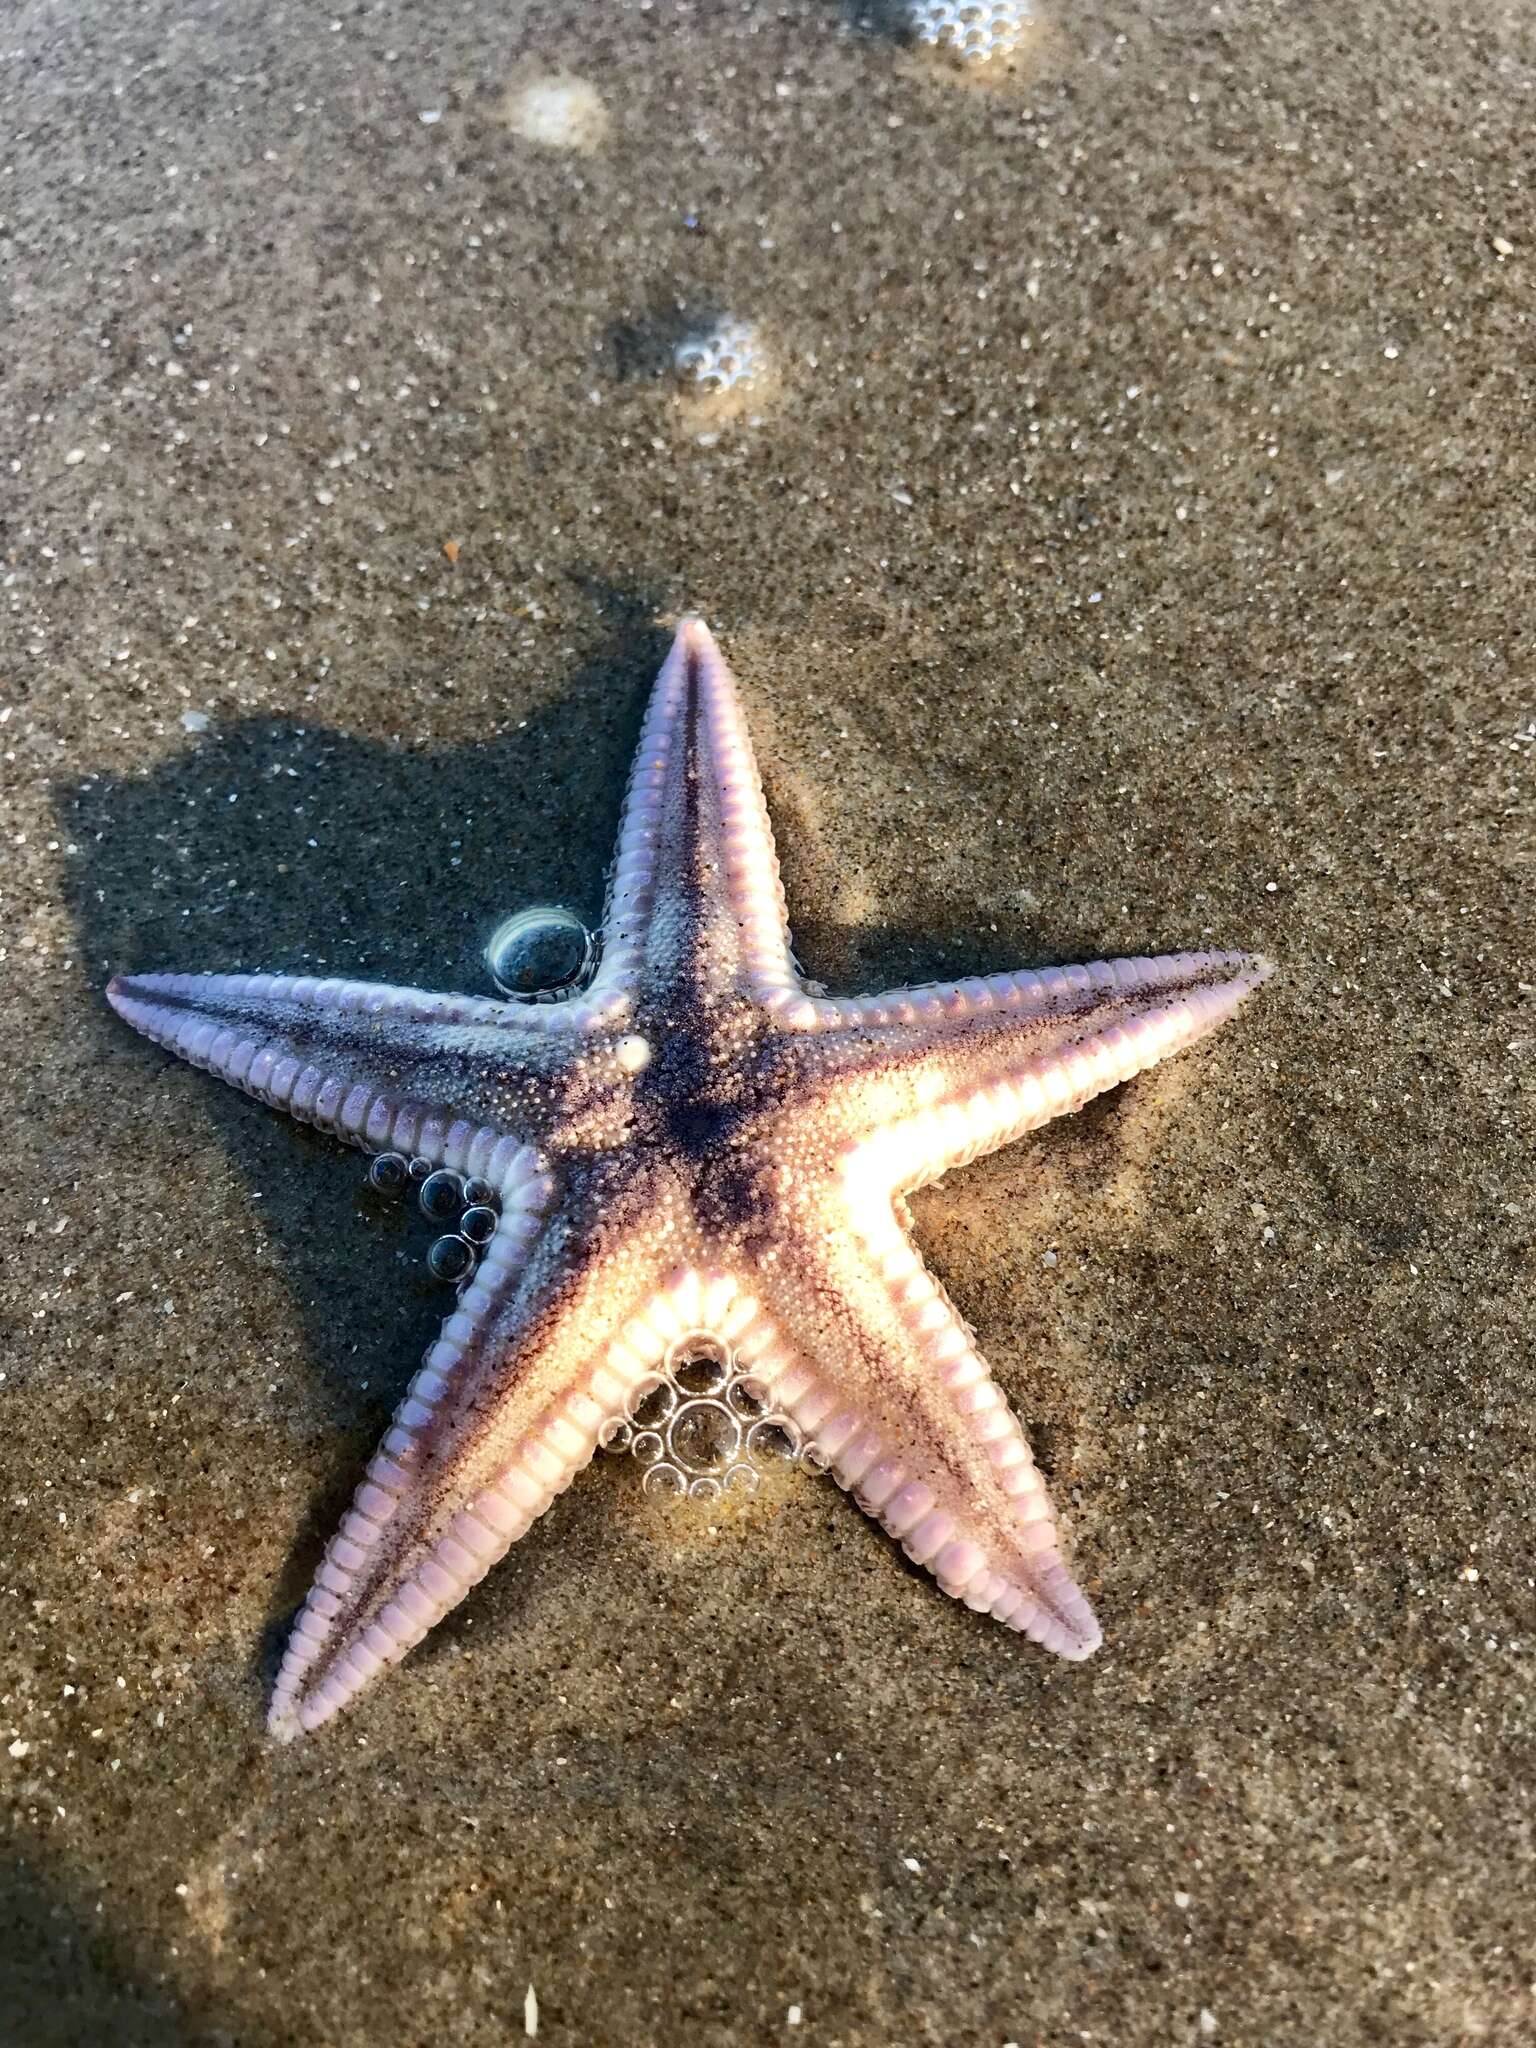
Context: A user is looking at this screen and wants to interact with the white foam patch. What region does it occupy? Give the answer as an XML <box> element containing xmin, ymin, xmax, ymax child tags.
<box><xmin>501</xmin><ymin>71</ymin><xmax>609</xmax><ymax>152</ymax></box>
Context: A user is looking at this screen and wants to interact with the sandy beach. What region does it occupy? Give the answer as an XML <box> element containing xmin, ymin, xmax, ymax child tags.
<box><xmin>3</xmin><ymin>2</ymin><xmax>1532</xmax><ymax>2042</ymax></box>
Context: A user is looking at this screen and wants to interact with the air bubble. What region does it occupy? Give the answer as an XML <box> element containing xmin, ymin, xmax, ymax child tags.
<box><xmin>418</xmin><ymin>1170</ymin><xmax>465</xmax><ymax>1224</ymax></box>
<box><xmin>628</xmin><ymin>1377</ymin><xmax>675</xmax><ymax>1427</ymax></box>
<box><xmin>407</xmin><ymin>1156</ymin><xmax>432</xmax><ymax>1184</ymax></box>
<box><xmin>631</xmin><ymin>1430</ymin><xmax>665</xmax><ymax>1466</ymax></box>
<box><xmin>747</xmin><ymin>1418</ymin><xmax>802</xmax><ymax>1463</ymax></box>
<box><xmin>643</xmin><ymin>1464</ymin><xmax>686</xmax><ymax>1497</ymax></box>
<box><xmin>367</xmin><ymin>1151</ymin><xmax>408</xmax><ymax>1194</ymax></box>
<box><xmin>688</xmin><ymin>1476</ymin><xmax>722</xmax><ymax>1502</ymax></box>
<box><xmin>598</xmin><ymin>1417</ymin><xmax>632</xmax><ymax>1453</ymax></box>
<box><xmin>669</xmin><ymin>1400</ymin><xmax>739</xmax><ymax>1473</ymax></box>
<box><xmin>427</xmin><ymin>1234</ymin><xmax>475</xmax><ymax>1283</ymax></box>
<box><xmin>462</xmin><ymin>1177</ymin><xmax>497</xmax><ymax>1209</ymax></box>
<box><xmin>671</xmin><ymin>1342</ymin><xmax>729</xmax><ymax>1396</ymax></box>
<box><xmin>800</xmin><ymin>1444</ymin><xmax>831</xmax><ymax>1476</ymax></box>
<box><xmin>485</xmin><ymin>906</ymin><xmax>594</xmax><ymax>1000</ymax></box>
<box><xmin>459</xmin><ymin>1204</ymin><xmax>498</xmax><ymax>1245</ymax></box>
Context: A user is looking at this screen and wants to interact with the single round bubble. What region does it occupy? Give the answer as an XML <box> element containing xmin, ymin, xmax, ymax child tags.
<box><xmin>688</xmin><ymin>1475</ymin><xmax>722</xmax><ymax>1502</ymax></box>
<box><xmin>727</xmin><ymin>1377</ymin><xmax>768</xmax><ymax>1419</ymax></box>
<box><xmin>407</xmin><ymin>1156</ymin><xmax>432</xmax><ymax>1184</ymax></box>
<box><xmin>418</xmin><ymin>1170</ymin><xmax>465</xmax><ymax>1224</ymax></box>
<box><xmin>598</xmin><ymin>1417</ymin><xmax>633</xmax><ymax>1453</ymax></box>
<box><xmin>672</xmin><ymin>1347</ymin><xmax>729</xmax><ymax>1397</ymax></box>
<box><xmin>668</xmin><ymin>1400</ymin><xmax>740</xmax><ymax>1474</ymax></box>
<box><xmin>367</xmin><ymin>1151</ymin><xmax>408</xmax><ymax>1195</ymax></box>
<box><xmin>642</xmin><ymin>1463</ymin><xmax>685</xmax><ymax>1497</ymax></box>
<box><xmin>427</xmin><ymin>1234</ymin><xmax>475</xmax><ymax>1283</ymax></box>
<box><xmin>462</xmin><ymin>1177</ymin><xmax>497</xmax><ymax>1209</ymax></box>
<box><xmin>628</xmin><ymin>1377</ymin><xmax>675</xmax><ymax>1427</ymax></box>
<box><xmin>631</xmin><ymin>1430</ymin><xmax>665</xmax><ymax>1466</ymax></box>
<box><xmin>800</xmin><ymin>1444</ymin><xmax>831</xmax><ymax>1476</ymax></box>
<box><xmin>459</xmin><ymin>1204</ymin><xmax>498</xmax><ymax>1246</ymax></box>
<box><xmin>724</xmin><ymin>1463</ymin><xmax>759</xmax><ymax>1495</ymax></box>
<box><xmin>485</xmin><ymin>906</ymin><xmax>594</xmax><ymax>1000</ymax></box>
<box><xmin>747</xmin><ymin>1418</ymin><xmax>801</xmax><ymax>1463</ymax></box>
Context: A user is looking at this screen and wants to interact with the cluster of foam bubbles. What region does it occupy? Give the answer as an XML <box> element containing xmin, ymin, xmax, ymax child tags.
<box><xmin>365</xmin><ymin>1155</ymin><xmax>501</xmax><ymax>1288</ymax></box>
<box><xmin>674</xmin><ymin>319</ymin><xmax>764</xmax><ymax>396</ymax></box>
<box><xmin>599</xmin><ymin>1339</ymin><xmax>825</xmax><ymax>1500</ymax></box>
<box><xmin>907</xmin><ymin>0</ymin><xmax>1035</xmax><ymax>65</ymax></box>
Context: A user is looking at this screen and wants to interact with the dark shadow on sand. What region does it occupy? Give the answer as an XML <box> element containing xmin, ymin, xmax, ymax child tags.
<box><xmin>0</xmin><ymin>1847</ymin><xmax>239</xmax><ymax>2048</ymax></box>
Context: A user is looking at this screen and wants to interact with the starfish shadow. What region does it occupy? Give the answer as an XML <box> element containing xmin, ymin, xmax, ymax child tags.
<box><xmin>1</xmin><ymin>1843</ymin><xmax>243</xmax><ymax>2045</ymax></box>
<box><xmin>836</xmin><ymin>1</ymin><xmax>916</xmax><ymax>45</ymax></box>
<box><xmin>603</xmin><ymin>292</ymin><xmax>734</xmax><ymax>384</ymax></box>
<box><xmin>55</xmin><ymin>595</ymin><xmax>673</xmax><ymax>1670</ymax></box>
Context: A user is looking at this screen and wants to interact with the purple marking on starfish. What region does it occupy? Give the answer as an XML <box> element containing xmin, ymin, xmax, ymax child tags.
<box><xmin>107</xmin><ymin>618</ymin><xmax>1273</xmax><ymax>1737</ymax></box>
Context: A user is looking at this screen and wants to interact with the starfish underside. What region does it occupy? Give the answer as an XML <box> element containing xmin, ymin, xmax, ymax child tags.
<box><xmin>108</xmin><ymin>620</ymin><xmax>1272</xmax><ymax>1738</ymax></box>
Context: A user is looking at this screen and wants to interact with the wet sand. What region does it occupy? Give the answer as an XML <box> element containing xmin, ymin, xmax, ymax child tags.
<box><xmin>3</xmin><ymin>2</ymin><xmax>1533</xmax><ymax>2042</ymax></box>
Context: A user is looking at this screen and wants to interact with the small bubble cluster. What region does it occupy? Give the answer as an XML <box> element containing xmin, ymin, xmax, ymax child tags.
<box><xmin>599</xmin><ymin>1340</ymin><xmax>821</xmax><ymax>1500</ymax></box>
<box><xmin>907</xmin><ymin>0</ymin><xmax>1035</xmax><ymax>65</ymax></box>
<box><xmin>674</xmin><ymin>319</ymin><xmax>763</xmax><ymax>396</ymax></box>
<box><xmin>485</xmin><ymin>905</ymin><xmax>594</xmax><ymax>1001</ymax></box>
<box><xmin>366</xmin><ymin>1154</ymin><xmax>501</xmax><ymax>1289</ymax></box>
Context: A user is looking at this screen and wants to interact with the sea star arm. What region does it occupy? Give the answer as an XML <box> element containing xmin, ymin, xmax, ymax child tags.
<box><xmin>739</xmin><ymin>1206</ymin><xmax>1101</xmax><ymax>1660</ymax></box>
<box><xmin>269</xmin><ymin>1189</ymin><xmax>708</xmax><ymax>1738</ymax></box>
<box><xmin>585</xmin><ymin>618</ymin><xmax>804</xmax><ymax>1011</ymax></box>
<box><xmin>106</xmin><ymin>968</ymin><xmax>586</xmax><ymax>1173</ymax></box>
<box><xmin>793</xmin><ymin>948</ymin><xmax>1273</xmax><ymax>1190</ymax></box>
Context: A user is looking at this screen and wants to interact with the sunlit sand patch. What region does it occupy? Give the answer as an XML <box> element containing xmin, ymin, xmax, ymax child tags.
<box><xmin>177</xmin><ymin>1855</ymin><xmax>236</xmax><ymax>1958</ymax></box>
<box><xmin>500</xmin><ymin>67</ymin><xmax>610</xmax><ymax>152</ymax></box>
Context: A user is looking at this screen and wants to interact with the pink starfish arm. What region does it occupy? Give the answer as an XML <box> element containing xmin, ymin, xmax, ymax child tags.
<box><xmin>738</xmin><ymin>1213</ymin><xmax>1101</xmax><ymax>1660</ymax></box>
<box><xmin>586</xmin><ymin>616</ymin><xmax>803</xmax><ymax>1011</ymax></box>
<box><xmin>268</xmin><ymin>1180</ymin><xmax>707</xmax><ymax>1738</ymax></box>
<box><xmin>105</xmin><ymin>968</ymin><xmax>592</xmax><ymax>1173</ymax></box>
<box><xmin>792</xmin><ymin>949</ymin><xmax>1274</xmax><ymax>1189</ymax></box>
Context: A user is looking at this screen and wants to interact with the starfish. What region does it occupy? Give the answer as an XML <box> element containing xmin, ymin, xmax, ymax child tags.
<box><xmin>107</xmin><ymin>619</ymin><xmax>1272</xmax><ymax>1738</ymax></box>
